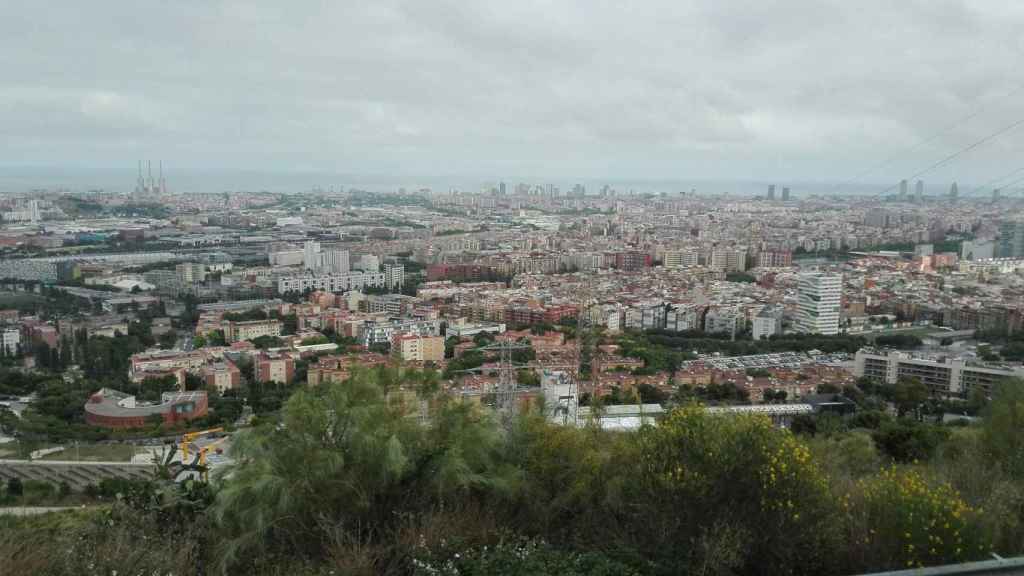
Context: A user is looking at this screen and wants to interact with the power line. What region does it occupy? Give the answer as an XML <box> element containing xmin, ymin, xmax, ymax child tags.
<box><xmin>869</xmin><ymin>114</ymin><xmax>1024</xmax><ymax>200</ymax></box>
<box><xmin>834</xmin><ymin>82</ymin><xmax>1024</xmax><ymax>192</ymax></box>
<box><xmin>989</xmin><ymin>172</ymin><xmax>1024</xmax><ymax>194</ymax></box>
<box><xmin>969</xmin><ymin>165</ymin><xmax>1024</xmax><ymax>195</ymax></box>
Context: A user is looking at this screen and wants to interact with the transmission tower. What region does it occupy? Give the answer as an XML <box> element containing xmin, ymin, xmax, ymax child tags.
<box><xmin>464</xmin><ymin>339</ymin><xmax>533</xmax><ymax>421</ymax></box>
<box><xmin>568</xmin><ymin>284</ymin><xmax>597</xmax><ymax>425</ymax></box>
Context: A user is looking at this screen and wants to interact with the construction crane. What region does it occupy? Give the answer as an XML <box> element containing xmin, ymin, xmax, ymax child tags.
<box><xmin>192</xmin><ymin>444</ymin><xmax>224</xmax><ymax>482</ymax></box>
<box><xmin>180</xmin><ymin>427</ymin><xmax>223</xmax><ymax>460</ymax></box>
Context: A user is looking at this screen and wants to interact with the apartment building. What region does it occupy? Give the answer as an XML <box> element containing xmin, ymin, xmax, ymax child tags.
<box><xmin>202</xmin><ymin>361</ymin><xmax>241</xmax><ymax>394</ymax></box>
<box><xmin>391</xmin><ymin>334</ymin><xmax>445</xmax><ymax>363</ymax></box>
<box><xmin>277</xmin><ymin>271</ymin><xmax>386</xmax><ymax>294</ymax></box>
<box><xmin>752</xmin><ymin>306</ymin><xmax>783</xmax><ymax>341</ymax></box>
<box><xmin>256</xmin><ymin>351</ymin><xmax>295</xmax><ymax>384</ymax></box>
<box><xmin>1</xmin><ymin>327</ymin><xmax>20</xmax><ymax>356</ymax></box>
<box><xmin>359</xmin><ymin>319</ymin><xmax>442</xmax><ymax>347</ymax></box>
<box><xmin>224</xmin><ymin>319</ymin><xmax>282</xmax><ymax>343</ymax></box>
<box><xmin>663</xmin><ymin>250</ymin><xmax>699</xmax><ymax>269</ymax></box>
<box><xmin>854</xmin><ymin>349</ymin><xmax>1024</xmax><ymax>397</ymax></box>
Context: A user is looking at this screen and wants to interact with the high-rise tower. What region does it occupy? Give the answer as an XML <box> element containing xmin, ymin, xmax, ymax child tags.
<box><xmin>796</xmin><ymin>272</ymin><xmax>842</xmax><ymax>335</ymax></box>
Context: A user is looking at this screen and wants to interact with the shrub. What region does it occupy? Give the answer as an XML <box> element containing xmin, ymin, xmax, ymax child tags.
<box><xmin>842</xmin><ymin>467</ymin><xmax>990</xmax><ymax>571</ymax></box>
<box><xmin>872</xmin><ymin>420</ymin><xmax>949</xmax><ymax>462</ymax></box>
<box><xmin>631</xmin><ymin>405</ymin><xmax>838</xmax><ymax>574</ymax></box>
<box><xmin>6</xmin><ymin>478</ymin><xmax>22</xmax><ymax>497</ymax></box>
<box><xmin>411</xmin><ymin>535</ymin><xmax>640</xmax><ymax>576</ymax></box>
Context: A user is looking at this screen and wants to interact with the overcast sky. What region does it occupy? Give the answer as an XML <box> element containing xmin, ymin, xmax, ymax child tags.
<box><xmin>3</xmin><ymin>1</ymin><xmax>1024</xmax><ymax>190</ymax></box>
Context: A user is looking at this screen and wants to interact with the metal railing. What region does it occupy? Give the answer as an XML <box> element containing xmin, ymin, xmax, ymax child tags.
<box><xmin>860</xmin><ymin>556</ymin><xmax>1024</xmax><ymax>576</ymax></box>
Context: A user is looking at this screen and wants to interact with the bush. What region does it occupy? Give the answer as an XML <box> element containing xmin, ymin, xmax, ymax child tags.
<box><xmin>6</xmin><ymin>478</ymin><xmax>22</xmax><ymax>497</ymax></box>
<box><xmin>872</xmin><ymin>420</ymin><xmax>949</xmax><ymax>463</ymax></box>
<box><xmin>982</xmin><ymin>380</ymin><xmax>1024</xmax><ymax>478</ymax></box>
<box><xmin>411</xmin><ymin>536</ymin><xmax>640</xmax><ymax>576</ymax></box>
<box><xmin>842</xmin><ymin>467</ymin><xmax>990</xmax><ymax>571</ymax></box>
<box><xmin>630</xmin><ymin>406</ymin><xmax>838</xmax><ymax>574</ymax></box>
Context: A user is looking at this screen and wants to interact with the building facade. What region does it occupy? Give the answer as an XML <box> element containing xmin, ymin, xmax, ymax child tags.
<box><xmin>854</xmin><ymin>349</ymin><xmax>1024</xmax><ymax>397</ymax></box>
<box><xmin>796</xmin><ymin>272</ymin><xmax>841</xmax><ymax>335</ymax></box>
<box><xmin>224</xmin><ymin>319</ymin><xmax>282</xmax><ymax>343</ymax></box>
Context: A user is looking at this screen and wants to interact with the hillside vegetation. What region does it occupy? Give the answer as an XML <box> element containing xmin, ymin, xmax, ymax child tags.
<box><xmin>3</xmin><ymin>366</ymin><xmax>1024</xmax><ymax>575</ymax></box>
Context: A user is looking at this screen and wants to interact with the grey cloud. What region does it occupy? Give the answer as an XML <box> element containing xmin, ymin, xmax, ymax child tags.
<box><xmin>2</xmin><ymin>0</ymin><xmax>1024</xmax><ymax>187</ymax></box>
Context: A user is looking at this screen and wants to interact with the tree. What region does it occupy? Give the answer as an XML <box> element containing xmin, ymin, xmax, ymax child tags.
<box><xmin>211</xmin><ymin>367</ymin><xmax>515</xmax><ymax>572</ymax></box>
<box><xmin>158</xmin><ymin>331</ymin><xmax>178</xmax><ymax>350</ymax></box>
<box><xmin>871</xmin><ymin>420</ymin><xmax>948</xmax><ymax>462</ymax></box>
<box><xmin>891</xmin><ymin>377</ymin><xmax>928</xmax><ymax>418</ymax></box>
<box><xmin>444</xmin><ymin>336</ymin><xmax>460</xmax><ymax>359</ymax></box>
<box><xmin>512</xmin><ymin>339</ymin><xmax>536</xmax><ymax>364</ymax></box>
<box><xmin>982</xmin><ymin>379</ymin><xmax>1024</xmax><ymax>477</ymax></box>
<box><xmin>635</xmin><ymin>383</ymin><xmax>667</xmax><ymax>404</ymax></box>
<box><xmin>251</xmin><ymin>335</ymin><xmax>284</xmax><ymax>350</ymax></box>
<box><xmin>280</xmin><ymin>313</ymin><xmax>298</xmax><ymax>336</ymax></box>
<box><xmin>517</xmin><ymin>369</ymin><xmax>540</xmax><ymax>387</ymax></box>
<box><xmin>7</xmin><ymin>477</ymin><xmax>23</xmax><ymax>497</ymax></box>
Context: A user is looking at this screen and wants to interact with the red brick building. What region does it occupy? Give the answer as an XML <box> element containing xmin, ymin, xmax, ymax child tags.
<box><xmin>256</xmin><ymin>351</ymin><xmax>296</xmax><ymax>384</ymax></box>
<box><xmin>84</xmin><ymin>388</ymin><xmax>208</xmax><ymax>429</ymax></box>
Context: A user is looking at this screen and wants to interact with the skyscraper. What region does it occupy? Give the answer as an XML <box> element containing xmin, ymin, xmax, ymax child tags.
<box><xmin>993</xmin><ymin>188</ymin><xmax>1001</xmax><ymax>202</ymax></box>
<box><xmin>767</xmin><ymin>184</ymin><xmax>776</xmax><ymax>200</ymax></box>
<box><xmin>949</xmin><ymin>182</ymin><xmax>959</xmax><ymax>200</ymax></box>
<box><xmin>781</xmin><ymin>187</ymin><xmax>791</xmax><ymax>201</ymax></box>
<box><xmin>915</xmin><ymin>180</ymin><xmax>924</xmax><ymax>202</ymax></box>
<box><xmin>796</xmin><ymin>272</ymin><xmax>842</xmax><ymax>335</ymax></box>
<box><xmin>899</xmin><ymin>179</ymin><xmax>908</xmax><ymax>199</ymax></box>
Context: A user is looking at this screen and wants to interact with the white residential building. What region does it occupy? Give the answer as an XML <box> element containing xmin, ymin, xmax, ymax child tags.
<box><xmin>176</xmin><ymin>262</ymin><xmax>207</xmax><ymax>284</ymax></box>
<box><xmin>796</xmin><ymin>272</ymin><xmax>842</xmax><ymax>335</ymax></box>
<box><xmin>663</xmin><ymin>250</ymin><xmax>699</xmax><ymax>269</ymax></box>
<box><xmin>384</xmin><ymin>263</ymin><xmax>405</xmax><ymax>291</ymax></box>
<box><xmin>320</xmin><ymin>249</ymin><xmax>350</xmax><ymax>274</ymax></box>
<box><xmin>704</xmin><ymin>307</ymin><xmax>743</xmax><ymax>335</ymax></box>
<box><xmin>303</xmin><ymin>241</ymin><xmax>321</xmax><ymax>271</ymax></box>
<box><xmin>752</xmin><ymin>306</ymin><xmax>783</xmax><ymax>340</ymax></box>
<box><xmin>355</xmin><ymin>254</ymin><xmax>380</xmax><ymax>272</ymax></box>
<box><xmin>1</xmin><ymin>328</ymin><xmax>20</xmax><ymax>356</ymax></box>
<box><xmin>277</xmin><ymin>271</ymin><xmax>387</xmax><ymax>294</ymax></box>
<box><xmin>666</xmin><ymin>304</ymin><xmax>702</xmax><ymax>332</ymax></box>
<box><xmin>854</xmin><ymin>349</ymin><xmax>1024</xmax><ymax>397</ymax></box>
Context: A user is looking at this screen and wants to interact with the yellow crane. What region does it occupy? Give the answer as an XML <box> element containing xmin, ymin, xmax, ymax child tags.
<box><xmin>180</xmin><ymin>427</ymin><xmax>223</xmax><ymax>460</ymax></box>
<box><xmin>193</xmin><ymin>444</ymin><xmax>224</xmax><ymax>482</ymax></box>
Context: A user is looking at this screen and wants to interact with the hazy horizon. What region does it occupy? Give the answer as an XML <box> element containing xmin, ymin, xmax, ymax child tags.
<box><xmin>0</xmin><ymin>164</ymin><xmax>1010</xmax><ymax>198</ymax></box>
<box><xmin>4</xmin><ymin>2</ymin><xmax>1024</xmax><ymax>194</ymax></box>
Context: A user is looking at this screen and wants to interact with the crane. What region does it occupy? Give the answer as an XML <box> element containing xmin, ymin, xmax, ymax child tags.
<box><xmin>192</xmin><ymin>444</ymin><xmax>224</xmax><ymax>482</ymax></box>
<box><xmin>180</xmin><ymin>427</ymin><xmax>223</xmax><ymax>460</ymax></box>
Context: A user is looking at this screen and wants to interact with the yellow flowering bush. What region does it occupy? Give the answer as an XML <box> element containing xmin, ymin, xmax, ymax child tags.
<box><xmin>634</xmin><ymin>405</ymin><xmax>836</xmax><ymax>574</ymax></box>
<box><xmin>844</xmin><ymin>466</ymin><xmax>991</xmax><ymax>571</ymax></box>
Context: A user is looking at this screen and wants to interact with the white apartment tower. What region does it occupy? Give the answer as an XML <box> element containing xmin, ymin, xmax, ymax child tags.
<box><xmin>303</xmin><ymin>241</ymin><xmax>321</xmax><ymax>271</ymax></box>
<box><xmin>796</xmin><ymin>272</ymin><xmax>841</xmax><ymax>335</ymax></box>
<box><xmin>320</xmin><ymin>249</ymin><xmax>350</xmax><ymax>274</ymax></box>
